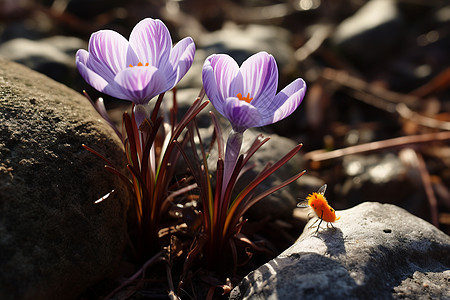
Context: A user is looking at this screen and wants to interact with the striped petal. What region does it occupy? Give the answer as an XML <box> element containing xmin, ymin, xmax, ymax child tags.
<box><xmin>260</xmin><ymin>78</ymin><xmax>306</xmax><ymax>126</ymax></box>
<box><xmin>114</xmin><ymin>66</ymin><xmax>168</xmax><ymax>104</ymax></box>
<box><xmin>222</xmin><ymin>97</ymin><xmax>261</xmax><ymax>133</ymax></box>
<box><xmin>169</xmin><ymin>37</ymin><xmax>196</xmax><ymax>85</ymax></box>
<box><xmin>240</xmin><ymin>52</ymin><xmax>278</xmax><ymax>108</ymax></box>
<box><xmin>202</xmin><ymin>54</ymin><xmax>242</xmax><ymax>115</ymax></box>
<box><xmin>129</xmin><ymin>18</ymin><xmax>171</xmax><ymax>69</ymax></box>
<box><xmin>76</xmin><ymin>49</ymin><xmax>110</xmax><ymax>92</ymax></box>
<box><xmin>88</xmin><ymin>30</ymin><xmax>131</xmax><ymax>76</ymax></box>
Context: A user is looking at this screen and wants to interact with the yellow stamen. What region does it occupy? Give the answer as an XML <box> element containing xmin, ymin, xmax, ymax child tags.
<box><xmin>237</xmin><ymin>92</ymin><xmax>253</xmax><ymax>103</ymax></box>
<box><xmin>129</xmin><ymin>62</ymin><xmax>150</xmax><ymax>68</ymax></box>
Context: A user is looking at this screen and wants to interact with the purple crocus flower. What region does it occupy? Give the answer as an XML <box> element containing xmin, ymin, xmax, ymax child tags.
<box><xmin>202</xmin><ymin>51</ymin><xmax>306</xmax><ymax>133</ymax></box>
<box><xmin>202</xmin><ymin>51</ymin><xmax>306</xmax><ymax>195</ymax></box>
<box><xmin>76</xmin><ymin>18</ymin><xmax>195</xmax><ymax>105</ymax></box>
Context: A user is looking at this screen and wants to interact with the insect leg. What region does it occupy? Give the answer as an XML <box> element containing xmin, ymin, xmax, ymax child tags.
<box><xmin>308</xmin><ymin>218</ymin><xmax>320</xmax><ymax>229</ymax></box>
<box><xmin>315</xmin><ymin>210</ymin><xmax>324</xmax><ymax>234</ymax></box>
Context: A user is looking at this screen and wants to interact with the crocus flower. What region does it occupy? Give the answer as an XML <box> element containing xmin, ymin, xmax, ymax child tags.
<box><xmin>203</xmin><ymin>51</ymin><xmax>306</xmax><ymax>196</ymax></box>
<box><xmin>202</xmin><ymin>51</ymin><xmax>306</xmax><ymax>133</ymax></box>
<box><xmin>76</xmin><ymin>18</ymin><xmax>195</xmax><ymax>105</ymax></box>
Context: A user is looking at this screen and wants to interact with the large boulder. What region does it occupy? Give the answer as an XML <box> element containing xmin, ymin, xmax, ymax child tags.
<box><xmin>230</xmin><ymin>202</ymin><xmax>450</xmax><ymax>299</ymax></box>
<box><xmin>0</xmin><ymin>58</ymin><xmax>130</xmax><ymax>299</ymax></box>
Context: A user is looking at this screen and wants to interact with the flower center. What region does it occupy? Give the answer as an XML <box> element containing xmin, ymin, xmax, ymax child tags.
<box><xmin>236</xmin><ymin>92</ymin><xmax>253</xmax><ymax>103</ymax></box>
<box><xmin>129</xmin><ymin>62</ymin><xmax>149</xmax><ymax>68</ymax></box>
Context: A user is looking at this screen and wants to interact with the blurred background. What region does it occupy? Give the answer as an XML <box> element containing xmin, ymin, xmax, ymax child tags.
<box><xmin>1</xmin><ymin>0</ymin><xmax>449</xmax><ymax>234</ymax></box>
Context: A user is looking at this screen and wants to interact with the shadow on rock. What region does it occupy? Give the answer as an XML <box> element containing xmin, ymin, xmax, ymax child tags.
<box><xmin>230</xmin><ymin>202</ymin><xmax>450</xmax><ymax>300</ymax></box>
<box><xmin>313</xmin><ymin>227</ymin><xmax>345</xmax><ymax>257</ymax></box>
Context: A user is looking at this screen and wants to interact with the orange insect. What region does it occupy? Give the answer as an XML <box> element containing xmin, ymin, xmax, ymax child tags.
<box><xmin>297</xmin><ymin>184</ymin><xmax>340</xmax><ymax>233</ymax></box>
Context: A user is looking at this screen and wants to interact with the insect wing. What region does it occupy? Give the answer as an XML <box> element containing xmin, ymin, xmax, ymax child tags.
<box><xmin>317</xmin><ymin>184</ymin><xmax>327</xmax><ymax>196</ymax></box>
<box><xmin>297</xmin><ymin>200</ymin><xmax>309</xmax><ymax>208</ymax></box>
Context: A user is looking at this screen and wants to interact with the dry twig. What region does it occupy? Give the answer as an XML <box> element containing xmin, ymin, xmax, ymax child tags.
<box><xmin>305</xmin><ymin>131</ymin><xmax>450</xmax><ymax>162</ymax></box>
<box><xmin>416</xmin><ymin>152</ymin><xmax>440</xmax><ymax>227</ymax></box>
<box><xmin>400</xmin><ymin>149</ymin><xmax>439</xmax><ymax>228</ymax></box>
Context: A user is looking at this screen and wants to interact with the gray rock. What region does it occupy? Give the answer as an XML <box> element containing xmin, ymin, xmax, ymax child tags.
<box><xmin>435</xmin><ymin>5</ymin><xmax>450</xmax><ymax>23</ymax></box>
<box><xmin>331</xmin><ymin>0</ymin><xmax>406</xmax><ymax>67</ymax></box>
<box><xmin>0</xmin><ymin>58</ymin><xmax>130</xmax><ymax>299</ymax></box>
<box><xmin>237</xmin><ymin>130</ymin><xmax>304</xmax><ymax>220</ymax></box>
<box><xmin>230</xmin><ymin>202</ymin><xmax>450</xmax><ymax>299</ymax></box>
<box><xmin>0</xmin><ymin>36</ymin><xmax>86</xmax><ymax>88</ymax></box>
<box><xmin>338</xmin><ymin>153</ymin><xmax>429</xmax><ymax>220</ymax></box>
<box><xmin>178</xmin><ymin>23</ymin><xmax>296</xmax><ymax>90</ymax></box>
<box><xmin>199</xmin><ymin>23</ymin><xmax>294</xmax><ymax>68</ymax></box>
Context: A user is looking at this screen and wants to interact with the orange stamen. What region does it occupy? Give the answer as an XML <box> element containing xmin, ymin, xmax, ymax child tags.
<box><xmin>237</xmin><ymin>92</ymin><xmax>253</xmax><ymax>103</ymax></box>
<box><xmin>129</xmin><ymin>62</ymin><xmax>150</xmax><ymax>68</ymax></box>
